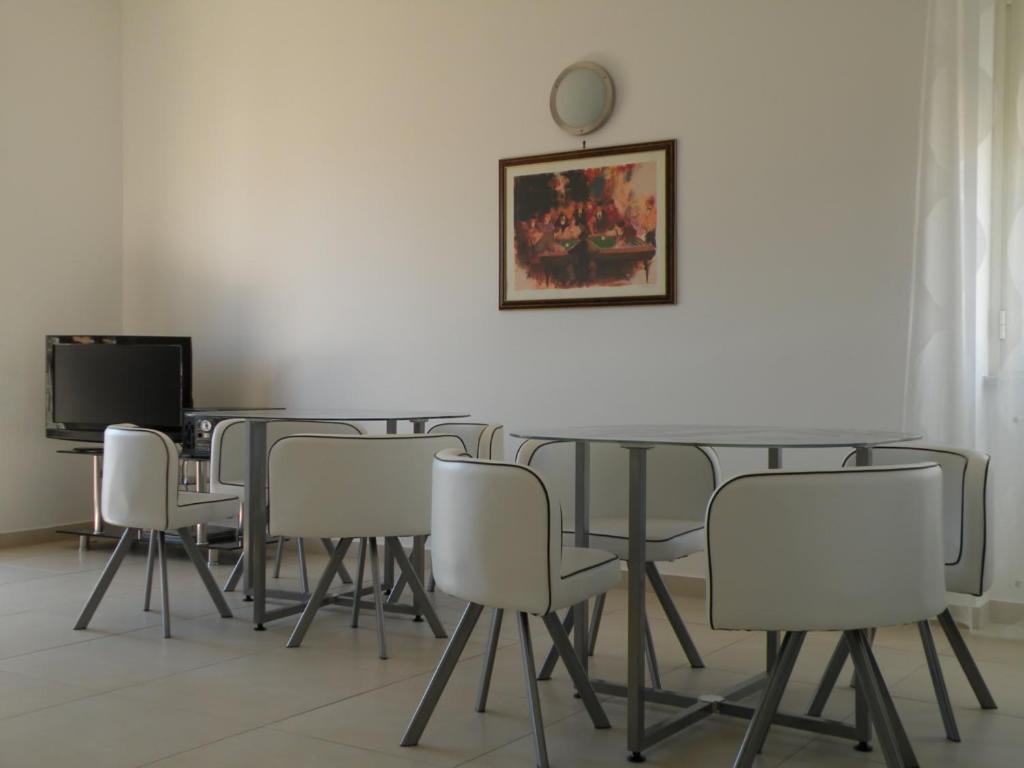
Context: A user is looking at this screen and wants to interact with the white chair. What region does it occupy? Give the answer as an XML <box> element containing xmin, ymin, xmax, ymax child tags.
<box><xmin>423</xmin><ymin>422</ymin><xmax>504</xmax><ymax>592</ymax></box>
<box><xmin>517</xmin><ymin>439</ymin><xmax>715</xmax><ymax>686</ymax></box>
<box><xmin>401</xmin><ymin>449</ymin><xmax>618</xmax><ymax>768</ymax></box>
<box><xmin>268</xmin><ymin>433</ymin><xmax>463</xmax><ymax>657</ymax></box>
<box><xmin>74</xmin><ymin>425</ymin><xmax>237</xmax><ymax>638</ymax></box>
<box><xmin>808</xmin><ymin>444</ymin><xmax>997</xmax><ymax>741</ymax></box>
<box><xmin>427</xmin><ymin>421</ymin><xmax>504</xmax><ymax>460</ymax></box>
<box><xmin>706</xmin><ymin>463</ymin><xmax>946</xmax><ymax>768</ymax></box>
<box><xmin>211</xmin><ymin>418</ymin><xmax>366</xmax><ymax>593</ymax></box>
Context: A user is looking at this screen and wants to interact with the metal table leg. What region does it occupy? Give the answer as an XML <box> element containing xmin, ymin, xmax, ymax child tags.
<box><xmin>383</xmin><ymin>419</ymin><xmax>399</xmax><ymax>589</ymax></box>
<box><xmin>80</xmin><ymin>454</ymin><xmax>104</xmax><ymax>551</ymax></box>
<box><xmin>766</xmin><ymin>446</ymin><xmax>782</xmax><ymax>671</ymax></box>
<box><xmin>573</xmin><ymin>440</ymin><xmax>591</xmax><ymax>674</ymax></box>
<box><xmin>243</xmin><ymin>420</ymin><xmax>269</xmax><ymax>629</ymax></box>
<box><xmin>853</xmin><ymin>446</ymin><xmax>874</xmax><ymax>751</ymax></box>
<box><xmin>625</xmin><ymin>444</ymin><xmax>651</xmax><ymax>762</ymax></box>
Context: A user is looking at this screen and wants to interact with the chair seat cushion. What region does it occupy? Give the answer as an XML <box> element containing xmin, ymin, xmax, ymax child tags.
<box><xmin>170</xmin><ymin>491</ymin><xmax>241</xmax><ymax>529</ymax></box>
<box><xmin>563</xmin><ymin>517</ymin><xmax>704</xmax><ymax>562</ymax></box>
<box><xmin>549</xmin><ymin>546</ymin><xmax>620</xmax><ymax>613</ymax></box>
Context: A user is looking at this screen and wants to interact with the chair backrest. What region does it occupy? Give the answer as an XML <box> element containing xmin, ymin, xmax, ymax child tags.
<box><xmin>431</xmin><ymin>449</ymin><xmax>561</xmax><ymax>614</ymax></box>
<box><xmin>268</xmin><ymin>433</ymin><xmax>463</xmax><ymax>539</ymax></box>
<box><xmin>427</xmin><ymin>422</ymin><xmax>504</xmax><ymax>460</ymax></box>
<box><xmin>843</xmin><ymin>444</ymin><xmax>992</xmax><ymax>596</ymax></box>
<box><xmin>516</xmin><ymin>439</ymin><xmax>718</xmax><ymax>525</ymax></box>
<box><xmin>101</xmin><ymin>425</ymin><xmax>178</xmax><ymax>531</ymax></box>
<box><xmin>210</xmin><ymin>418</ymin><xmax>366</xmax><ymax>494</ymax></box>
<box><xmin>706</xmin><ymin>464</ymin><xmax>946</xmax><ymax>632</ymax></box>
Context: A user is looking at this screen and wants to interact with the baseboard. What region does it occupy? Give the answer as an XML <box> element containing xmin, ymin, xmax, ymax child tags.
<box><xmin>0</xmin><ymin>521</ymin><xmax>91</xmax><ymax>550</ymax></box>
<box><xmin>953</xmin><ymin>599</ymin><xmax>1024</xmax><ymax>629</ymax></box>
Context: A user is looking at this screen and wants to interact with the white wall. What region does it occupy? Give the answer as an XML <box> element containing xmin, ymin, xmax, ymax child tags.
<box><xmin>122</xmin><ymin>0</ymin><xmax>925</xmax><ymax>428</ymax></box>
<box><xmin>0</xmin><ymin>0</ymin><xmax>122</xmax><ymax>533</ymax></box>
<box><xmin>0</xmin><ymin>0</ymin><xmax>930</xmax><ymax>545</ymax></box>
<box><xmin>121</xmin><ymin>0</ymin><xmax>926</xmax><ymax>548</ymax></box>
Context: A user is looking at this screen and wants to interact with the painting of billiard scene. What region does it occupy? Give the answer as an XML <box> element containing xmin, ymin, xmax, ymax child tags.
<box><xmin>500</xmin><ymin>140</ymin><xmax>674</xmax><ymax>309</ymax></box>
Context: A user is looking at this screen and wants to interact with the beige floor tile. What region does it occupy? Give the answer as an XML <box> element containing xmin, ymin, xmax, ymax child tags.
<box><xmin>0</xmin><ymin>563</ymin><xmax>61</xmax><ymax>586</ymax></box>
<box><xmin>0</xmin><ymin>689</ymin><xmax>255</xmax><ymax>768</ymax></box>
<box><xmin>273</xmin><ymin>668</ymin><xmax>585</xmax><ymax>767</ymax></box>
<box><xmin>0</xmin><ymin>668</ymin><xmax>97</xmax><ymax>720</ymax></box>
<box><xmin>1</xmin><ymin>541</ymin><xmax>1022</xmax><ymax>768</ymax></box>
<box><xmin>0</xmin><ymin>540</ymin><xmax>112</xmax><ymax>574</ymax></box>
<box><xmin>888</xmin><ymin>652</ymin><xmax>1024</xmax><ymax>718</ymax></box>
<box><xmin>704</xmin><ymin>631</ymin><xmax>927</xmax><ymax>690</ymax></box>
<box><xmin>873</xmin><ymin>618</ymin><xmax>1024</xmax><ymax>666</ymax></box>
<box><xmin>0</xmin><ymin>630</ymin><xmax>249</xmax><ymax>691</ymax></box>
<box><xmin>148</xmin><ymin>727</ymin><xmax>436</xmax><ymax>767</ymax></box>
<box><xmin>461</xmin><ymin>699</ymin><xmax>811</xmax><ymax>767</ymax></box>
<box><xmin>0</xmin><ymin>607</ymin><xmax>165</xmax><ymax>660</ymax></box>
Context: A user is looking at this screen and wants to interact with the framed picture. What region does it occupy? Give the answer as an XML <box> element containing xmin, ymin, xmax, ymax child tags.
<box><xmin>499</xmin><ymin>139</ymin><xmax>675</xmax><ymax>309</ymax></box>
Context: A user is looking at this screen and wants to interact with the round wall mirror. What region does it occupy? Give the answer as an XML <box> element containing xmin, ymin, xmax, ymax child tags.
<box><xmin>550</xmin><ymin>62</ymin><xmax>615</xmax><ymax>136</ymax></box>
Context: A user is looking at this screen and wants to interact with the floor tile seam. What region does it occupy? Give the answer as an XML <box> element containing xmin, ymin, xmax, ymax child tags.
<box><xmin>0</xmin><ymin>625</ymin><xmax>153</xmax><ymax>664</ymax></box>
<box><xmin>446</xmin><ymin>707</ymin><xmax>589</xmax><ymax>768</ymax></box>
<box><xmin>0</xmin><ymin>684</ymin><xmax>116</xmax><ymax>724</ymax></box>
<box><xmin>130</xmin><ymin>720</ymin><xmax>272</xmax><ymax>768</ymax></box>
<box><xmin>281</xmin><ymin>729</ymin><xmax>441</xmax><ymax>767</ymax></box>
<box><xmin>0</xmin><ymin>640</ymin><xmax>261</xmax><ymax>700</ymax></box>
<box><xmin>779</xmin><ymin>736</ymin><xmax>886</xmax><ymax>766</ymax></box>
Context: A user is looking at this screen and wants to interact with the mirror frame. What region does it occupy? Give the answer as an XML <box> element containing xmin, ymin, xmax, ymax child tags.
<box><xmin>549</xmin><ymin>61</ymin><xmax>615</xmax><ymax>136</ymax></box>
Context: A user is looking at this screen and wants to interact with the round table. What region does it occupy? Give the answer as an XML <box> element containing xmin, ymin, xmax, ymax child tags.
<box><xmin>508</xmin><ymin>425</ymin><xmax>920</xmax><ymax>761</ymax></box>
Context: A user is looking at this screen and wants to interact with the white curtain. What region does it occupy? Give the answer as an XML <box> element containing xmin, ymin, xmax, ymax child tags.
<box><xmin>905</xmin><ymin>0</ymin><xmax>1024</xmax><ymax>605</ymax></box>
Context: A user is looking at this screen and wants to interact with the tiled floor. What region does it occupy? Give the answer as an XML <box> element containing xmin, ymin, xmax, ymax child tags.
<box><xmin>1</xmin><ymin>538</ymin><xmax>1022</xmax><ymax>767</ymax></box>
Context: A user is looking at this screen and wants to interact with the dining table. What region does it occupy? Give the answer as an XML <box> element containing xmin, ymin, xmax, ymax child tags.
<box><xmin>508</xmin><ymin>424</ymin><xmax>920</xmax><ymax>762</ymax></box>
<box><xmin>191</xmin><ymin>408</ymin><xmax>469</xmax><ymax>630</ymax></box>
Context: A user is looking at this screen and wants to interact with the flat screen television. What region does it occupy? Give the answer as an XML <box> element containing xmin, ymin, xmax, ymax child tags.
<box><xmin>46</xmin><ymin>335</ymin><xmax>193</xmax><ymax>442</ymax></box>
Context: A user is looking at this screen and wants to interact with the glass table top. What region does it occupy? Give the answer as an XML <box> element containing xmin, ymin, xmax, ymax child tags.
<box><xmin>509</xmin><ymin>424</ymin><xmax>920</xmax><ymax>448</ymax></box>
<box><xmin>189</xmin><ymin>409</ymin><xmax>470</xmax><ymax>422</ymax></box>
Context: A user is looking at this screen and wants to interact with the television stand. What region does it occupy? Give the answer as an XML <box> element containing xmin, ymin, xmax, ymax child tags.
<box><xmin>55</xmin><ymin>447</ymin><xmax>103</xmax><ymax>550</ymax></box>
<box><xmin>55</xmin><ymin>447</ymin><xmax>239</xmax><ymax>560</ymax></box>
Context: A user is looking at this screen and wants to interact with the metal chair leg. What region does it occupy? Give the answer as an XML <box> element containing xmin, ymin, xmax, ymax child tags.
<box><xmin>428</xmin><ymin>571</ymin><xmax>436</xmax><ymax>593</ymax></box>
<box><xmin>644</xmin><ymin>616</ymin><xmax>662</xmax><ymax>690</ymax></box>
<box><xmin>918</xmin><ymin>620</ymin><xmax>960</xmax><ymax>741</ymax></box>
<box><xmin>587</xmin><ymin>592</ymin><xmax>606</xmax><ymax>657</ymax></box>
<box><xmin>517</xmin><ymin>612</ymin><xmax>550</xmax><ymax>768</ymax></box>
<box><xmin>476</xmin><ymin>608</ymin><xmax>504</xmax><ymax>713</ymax></box>
<box><xmin>223</xmin><ymin>552</ymin><xmax>244</xmax><ymax>593</ymax></box>
<box><xmin>143</xmin><ymin>531</ymin><xmax>156</xmax><ymax>611</ymax></box>
<box><xmin>734</xmin><ymin>631</ymin><xmax>805</xmax><ymax>766</ymax></box>
<box><xmin>157</xmin><ymin>531</ymin><xmax>171</xmax><ymax>639</ymax></box>
<box><xmin>287</xmin><ymin>542</ymin><xmax>346</xmax><ymax>648</ymax></box>
<box><xmin>862</xmin><ymin>630</ymin><xmax>920</xmax><ymax>768</ymax></box>
<box><xmin>937</xmin><ymin>608</ymin><xmax>997</xmax><ymax>710</ymax></box>
<box><xmin>273</xmin><ymin>536</ymin><xmax>285</xmax><ymax>578</ymax></box>
<box><xmin>386</xmin><ymin>574</ymin><xmax>408</xmax><ymax>605</ymax></box>
<box><xmin>807</xmin><ymin>635</ymin><xmax>849</xmax><ymax>716</ymax></box>
<box><xmin>537</xmin><ymin>609</ymin><xmax>573</xmax><ymax>681</ymax></box>
<box><xmin>541</xmin><ymin>612</ymin><xmax>610</xmax><ymax>729</ymax></box>
<box><xmin>74</xmin><ymin>528</ymin><xmax>135</xmax><ymax>630</ymax></box>
<box><xmin>646</xmin><ymin>563</ymin><xmax>704</xmax><ymax>668</ymax></box>
<box><xmin>351</xmin><ymin>538</ymin><xmax>367</xmax><ymax>628</ymax></box>
<box><xmin>383</xmin><ymin>538</ymin><xmax>395</xmax><ymax>591</ymax></box>
<box><xmin>846</xmin><ymin>630</ymin><xmax>906</xmax><ymax>768</ymax></box>
<box><xmin>388</xmin><ymin>537</ymin><xmax>447</xmax><ymax>638</ymax></box>
<box><xmin>401</xmin><ymin>602</ymin><xmax>484</xmax><ymax>747</ymax></box>
<box><xmin>176</xmin><ymin>527</ymin><xmax>233</xmax><ymax>618</ymax></box>
<box><xmin>297</xmin><ymin>538</ymin><xmax>309</xmax><ymax>595</ymax></box>
<box><xmin>368</xmin><ymin>537</ymin><xmax>388</xmax><ymax>660</ymax></box>
<box><xmin>322</xmin><ymin>538</ymin><xmax>353</xmax><ymax>584</ymax></box>
<box><xmin>411</xmin><ymin>535</ymin><xmax>427</xmax><ymax>621</ymax></box>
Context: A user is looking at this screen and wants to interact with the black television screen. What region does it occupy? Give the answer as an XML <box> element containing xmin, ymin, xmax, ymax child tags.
<box><xmin>46</xmin><ymin>335</ymin><xmax>193</xmax><ymax>442</ymax></box>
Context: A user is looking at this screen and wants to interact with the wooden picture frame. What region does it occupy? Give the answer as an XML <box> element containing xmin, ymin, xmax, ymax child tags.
<box><xmin>499</xmin><ymin>139</ymin><xmax>675</xmax><ymax>309</ymax></box>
